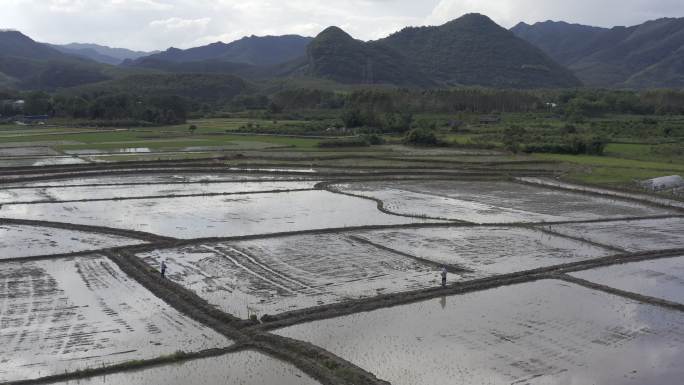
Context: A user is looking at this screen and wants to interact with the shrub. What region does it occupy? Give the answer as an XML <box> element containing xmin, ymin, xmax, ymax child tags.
<box><xmin>362</xmin><ymin>133</ymin><xmax>385</xmax><ymax>145</ymax></box>
<box><xmin>502</xmin><ymin>125</ymin><xmax>527</xmax><ymax>153</ymax></box>
<box><xmin>318</xmin><ymin>137</ymin><xmax>371</xmax><ymax>148</ymax></box>
<box><xmin>523</xmin><ymin>135</ymin><xmax>607</xmax><ymax>155</ymax></box>
<box><xmin>403</xmin><ymin>128</ymin><xmax>442</xmax><ymax>146</ymax></box>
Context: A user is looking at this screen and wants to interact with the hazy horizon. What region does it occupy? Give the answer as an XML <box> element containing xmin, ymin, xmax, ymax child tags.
<box><xmin>1</xmin><ymin>0</ymin><xmax>683</xmax><ymax>51</ymax></box>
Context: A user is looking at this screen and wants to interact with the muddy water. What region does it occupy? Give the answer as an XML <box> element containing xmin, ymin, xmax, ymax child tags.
<box><xmin>335</xmin><ymin>180</ymin><xmax>674</xmax><ymax>223</ymax></box>
<box><xmin>545</xmin><ymin>217</ymin><xmax>684</xmax><ymax>252</ymax></box>
<box><xmin>227</xmin><ymin>167</ymin><xmax>317</xmax><ymax>173</ymax></box>
<box><xmin>358</xmin><ymin>226</ymin><xmax>611</xmax><ymax>275</ymax></box>
<box><xmin>0</xmin><ymin>224</ymin><xmax>143</xmax><ymax>259</ymax></box>
<box><xmin>0</xmin><ymin>157</ymin><xmax>87</xmax><ymax>167</ymax></box>
<box><xmin>518</xmin><ymin>177</ymin><xmax>684</xmax><ymax>210</ymax></box>
<box><xmin>0</xmin><ymin>191</ymin><xmax>433</xmax><ymax>238</ymax></box>
<box><xmin>0</xmin><ymin>181</ymin><xmax>319</xmax><ymax>204</ymax></box>
<box><xmin>54</xmin><ymin>350</ymin><xmax>320</xmax><ymax>385</ymax></box>
<box><xmin>2</xmin><ymin>173</ymin><xmax>315</xmax><ymax>188</ymax></box>
<box><xmin>139</xmin><ymin>233</ymin><xmax>437</xmax><ymax>318</ymax></box>
<box><xmin>0</xmin><ymin>256</ymin><xmax>230</xmax><ymax>382</ymax></box>
<box><xmin>572</xmin><ymin>256</ymin><xmax>684</xmax><ymax>304</ymax></box>
<box><xmin>277</xmin><ymin>280</ymin><xmax>684</xmax><ymax>385</ymax></box>
<box><xmin>65</xmin><ymin>148</ymin><xmax>152</xmax><ymax>155</ymax></box>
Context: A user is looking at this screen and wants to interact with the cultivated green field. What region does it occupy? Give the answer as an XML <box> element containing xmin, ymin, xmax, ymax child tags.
<box><xmin>1</xmin><ymin>113</ymin><xmax>681</xmax><ymax>197</ymax></box>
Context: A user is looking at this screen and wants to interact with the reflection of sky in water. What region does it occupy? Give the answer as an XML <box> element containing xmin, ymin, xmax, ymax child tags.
<box><xmin>0</xmin><ymin>181</ymin><xmax>318</xmax><ymax>204</ymax></box>
<box><xmin>362</xmin><ymin>226</ymin><xmax>611</xmax><ymax>275</ymax></box>
<box><xmin>519</xmin><ymin>177</ymin><xmax>684</xmax><ymax>210</ymax></box>
<box><xmin>8</xmin><ymin>174</ymin><xmax>311</xmax><ymax>188</ymax></box>
<box><xmin>0</xmin><ymin>224</ymin><xmax>141</xmax><ymax>259</ymax></box>
<box><xmin>0</xmin><ymin>191</ymin><xmax>432</xmax><ymax>238</ymax></box>
<box><xmin>139</xmin><ymin>233</ymin><xmax>437</xmax><ymax>318</ymax></box>
<box><xmin>337</xmin><ymin>180</ymin><xmax>673</xmax><ymax>223</ymax></box>
<box><xmin>547</xmin><ymin>218</ymin><xmax>684</xmax><ymax>252</ymax></box>
<box><xmin>58</xmin><ymin>350</ymin><xmax>320</xmax><ymax>385</ymax></box>
<box><xmin>573</xmin><ymin>256</ymin><xmax>684</xmax><ymax>305</ymax></box>
<box><xmin>0</xmin><ymin>257</ymin><xmax>229</xmax><ymax>382</ymax></box>
<box><xmin>278</xmin><ymin>280</ymin><xmax>684</xmax><ymax>385</ymax></box>
<box><xmin>0</xmin><ymin>157</ymin><xmax>85</xmax><ymax>167</ymax></box>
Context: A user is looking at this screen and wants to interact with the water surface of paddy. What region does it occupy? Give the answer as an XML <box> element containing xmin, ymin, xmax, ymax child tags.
<box><xmin>0</xmin><ymin>256</ymin><xmax>230</xmax><ymax>382</ymax></box>
<box><xmin>334</xmin><ymin>180</ymin><xmax>674</xmax><ymax>223</ymax></box>
<box><xmin>357</xmin><ymin>226</ymin><xmax>612</xmax><ymax>275</ymax></box>
<box><xmin>572</xmin><ymin>256</ymin><xmax>684</xmax><ymax>304</ymax></box>
<box><xmin>0</xmin><ymin>224</ymin><xmax>143</xmax><ymax>259</ymax></box>
<box><xmin>1</xmin><ymin>173</ymin><xmax>315</xmax><ymax>188</ymax></box>
<box><xmin>0</xmin><ymin>181</ymin><xmax>318</xmax><ymax>203</ymax></box>
<box><xmin>139</xmin><ymin>233</ymin><xmax>438</xmax><ymax>318</ymax></box>
<box><xmin>0</xmin><ymin>190</ymin><xmax>435</xmax><ymax>238</ymax></box>
<box><xmin>277</xmin><ymin>280</ymin><xmax>684</xmax><ymax>385</ymax></box>
<box><xmin>54</xmin><ymin>350</ymin><xmax>320</xmax><ymax>385</ymax></box>
<box><xmin>544</xmin><ymin>217</ymin><xmax>684</xmax><ymax>252</ymax></box>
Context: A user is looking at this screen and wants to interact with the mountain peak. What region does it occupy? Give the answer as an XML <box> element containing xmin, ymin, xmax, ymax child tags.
<box><xmin>376</xmin><ymin>14</ymin><xmax>580</xmax><ymax>88</ymax></box>
<box><xmin>456</xmin><ymin>13</ymin><xmax>493</xmax><ymax>22</ymax></box>
<box><xmin>316</xmin><ymin>26</ymin><xmax>354</xmax><ymax>40</ymax></box>
<box><xmin>446</xmin><ymin>13</ymin><xmax>498</xmax><ymax>28</ymax></box>
<box><xmin>0</xmin><ymin>29</ymin><xmax>35</xmax><ymax>43</ymax></box>
<box><xmin>512</xmin><ymin>21</ymin><xmax>531</xmax><ymax>29</ymax></box>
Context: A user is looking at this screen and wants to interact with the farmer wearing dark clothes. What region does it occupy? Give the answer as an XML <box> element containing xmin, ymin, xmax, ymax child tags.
<box><xmin>161</xmin><ymin>260</ymin><xmax>167</xmax><ymax>278</ymax></box>
<box><xmin>441</xmin><ymin>266</ymin><xmax>447</xmax><ymax>287</ymax></box>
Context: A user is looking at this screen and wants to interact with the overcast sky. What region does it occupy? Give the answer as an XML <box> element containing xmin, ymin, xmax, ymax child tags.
<box><xmin>1</xmin><ymin>0</ymin><xmax>683</xmax><ymax>51</ymax></box>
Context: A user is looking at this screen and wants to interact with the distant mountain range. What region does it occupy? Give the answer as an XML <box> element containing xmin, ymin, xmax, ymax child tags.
<box><xmin>511</xmin><ymin>17</ymin><xmax>684</xmax><ymax>88</ymax></box>
<box><xmin>303</xmin><ymin>14</ymin><xmax>580</xmax><ymax>88</ymax></box>
<box><xmin>123</xmin><ymin>14</ymin><xmax>580</xmax><ymax>88</ymax></box>
<box><xmin>4</xmin><ymin>14</ymin><xmax>684</xmax><ymax>91</ymax></box>
<box><xmin>0</xmin><ymin>30</ymin><xmax>113</xmax><ymax>89</ymax></box>
<box><xmin>126</xmin><ymin>35</ymin><xmax>311</xmax><ymax>67</ymax></box>
<box><xmin>50</xmin><ymin>43</ymin><xmax>158</xmax><ymax>65</ymax></box>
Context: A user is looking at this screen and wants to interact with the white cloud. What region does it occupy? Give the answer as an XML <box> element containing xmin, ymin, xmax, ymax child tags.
<box><xmin>427</xmin><ymin>0</ymin><xmax>684</xmax><ymax>28</ymax></box>
<box><xmin>149</xmin><ymin>17</ymin><xmax>211</xmax><ymax>31</ymax></box>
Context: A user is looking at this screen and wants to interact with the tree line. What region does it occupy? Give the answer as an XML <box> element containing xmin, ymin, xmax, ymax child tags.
<box><xmin>3</xmin><ymin>91</ymin><xmax>187</xmax><ymax>125</ymax></box>
<box><xmin>5</xmin><ymin>85</ymin><xmax>684</xmax><ymax>127</ymax></box>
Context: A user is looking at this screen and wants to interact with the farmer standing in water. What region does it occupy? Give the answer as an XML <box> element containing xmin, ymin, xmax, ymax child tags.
<box><xmin>441</xmin><ymin>266</ymin><xmax>447</xmax><ymax>287</ymax></box>
<box><xmin>161</xmin><ymin>260</ymin><xmax>167</xmax><ymax>278</ymax></box>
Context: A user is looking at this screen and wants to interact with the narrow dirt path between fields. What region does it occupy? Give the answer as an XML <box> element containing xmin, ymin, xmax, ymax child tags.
<box><xmin>254</xmin><ymin>248</ymin><xmax>684</xmax><ymax>331</ymax></box>
<box><xmin>2</xmin><ymin>164</ymin><xmax>682</xmax><ymax>385</ymax></box>
<box><xmin>557</xmin><ymin>274</ymin><xmax>684</xmax><ymax>312</ymax></box>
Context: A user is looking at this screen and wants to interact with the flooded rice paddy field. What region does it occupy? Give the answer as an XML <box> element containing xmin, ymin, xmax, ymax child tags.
<box><xmin>0</xmin><ymin>255</ymin><xmax>230</xmax><ymax>382</ymax></box>
<box><xmin>356</xmin><ymin>226</ymin><xmax>612</xmax><ymax>276</ymax></box>
<box><xmin>1</xmin><ymin>173</ymin><xmax>317</xmax><ymax>188</ymax></box>
<box><xmin>518</xmin><ymin>177</ymin><xmax>684</xmax><ymax>210</ymax></box>
<box><xmin>0</xmin><ymin>156</ymin><xmax>87</xmax><ymax>167</ymax></box>
<box><xmin>0</xmin><ymin>181</ymin><xmax>319</xmax><ymax>204</ymax></box>
<box><xmin>138</xmin><ymin>233</ymin><xmax>437</xmax><ymax>318</ymax></box>
<box><xmin>54</xmin><ymin>350</ymin><xmax>321</xmax><ymax>385</ymax></box>
<box><xmin>0</xmin><ymin>190</ymin><xmax>432</xmax><ymax>238</ymax></box>
<box><xmin>277</xmin><ymin>279</ymin><xmax>684</xmax><ymax>385</ymax></box>
<box><xmin>543</xmin><ymin>217</ymin><xmax>684</xmax><ymax>252</ymax></box>
<box><xmin>572</xmin><ymin>256</ymin><xmax>684</xmax><ymax>304</ymax></box>
<box><xmin>0</xmin><ymin>224</ymin><xmax>143</xmax><ymax>259</ymax></box>
<box><xmin>1</xmin><ymin>170</ymin><xmax>683</xmax><ymax>384</ymax></box>
<box><xmin>332</xmin><ymin>180</ymin><xmax>674</xmax><ymax>223</ymax></box>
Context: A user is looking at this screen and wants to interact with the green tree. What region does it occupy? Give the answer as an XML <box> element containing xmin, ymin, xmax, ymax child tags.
<box><xmin>24</xmin><ymin>92</ymin><xmax>51</xmax><ymax>115</ymax></box>
<box><xmin>502</xmin><ymin>126</ymin><xmax>527</xmax><ymax>153</ymax></box>
<box><xmin>404</xmin><ymin>128</ymin><xmax>440</xmax><ymax>146</ymax></box>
